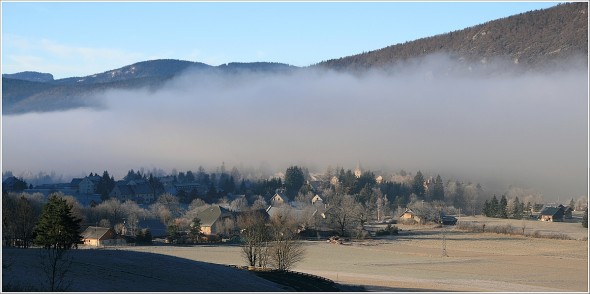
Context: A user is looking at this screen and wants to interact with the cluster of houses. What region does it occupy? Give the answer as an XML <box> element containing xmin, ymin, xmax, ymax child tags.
<box><xmin>3</xmin><ymin>171</ymin><xmax>584</xmax><ymax>247</ymax></box>
<box><xmin>77</xmin><ymin>189</ymin><xmax>330</xmax><ymax>247</ymax></box>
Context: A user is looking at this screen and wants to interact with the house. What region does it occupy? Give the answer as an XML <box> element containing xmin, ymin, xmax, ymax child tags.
<box><xmin>270</xmin><ymin>191</ymin><xmax>290</xmax><ymax>207</ymax></box>
<box><xmin>308</xmin><ymin>180</ymin><xmax>324</xmax><ymax>193</ymax></box>
<box><xmin>2</xmin><ymin>176</ymin><xmax>28</xmax><ymax>192</ymax></box>
<box><xmin>267</xmin><ymin>205</ymin><xmax>322</xmax><ymax>232</ymax></box>
<box><xmin>110</xmin><ymin>180</ymin><xmax>154</xmax><ymax>204</ymax></box>
<box><xmin>375</xmin><ymin>175</ymin><xmax>383</xmax><ymax>184</ymax></box>
<box><xmin>539</xmin><ymin>206</ymin><xmax>565</xmax><ymax>222</ymax></box>
<box><xmin>194</xmin><ymin>205</ymin><xmax>235</xmax><ymax>235</ymax></box>
<box><xmin>81</xmin><ymin>226</ymin><xmax>118</xmax><ymax>246</ymax></box>
<box><xmin>330</xmin><ymin>176</ymin><xmax>339</xmax><ymax>186</ymax></box>
<box><xmin>311</xmin><ymin>194</ymin><xmax>323</xmax><ymax>206</ymax></box>
<box><xmin>558</xmin><ymin>204</ymin><xmax>573</xmax><ymax>219</ymax></box>
<box><xmin>70</xmin><ymin>176</ymin><xmax>101</xmax><ymax>194</ymax></box>
<box><xmin>78</xmin><ymin>177</ymin><xmax>96</xmax><ymax>194</ymax></box>
<box><xmin>399</xmin><ymin>208</ymin><xmax>423</xmax><ymax>223</ymax></box>
<box><xmin>175</xmin><ymin>182</ymin><xmax>201</xmax><ymax>193</ymax></box>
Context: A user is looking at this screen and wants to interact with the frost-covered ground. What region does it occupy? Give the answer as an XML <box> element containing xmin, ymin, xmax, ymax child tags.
<box><xmin>3</xmin><ymin>217</ymin><xmax>587</xmax><ymax>292</ymax></box>
<box><xmin>2</xmin><ymin>247</ymin><xmax>288</xmax><ymax>292</ymax></box>
<box><xmin>121</xmin><ymin>221</ymin><xmax>588</xmax><ymax>292</ymax></box>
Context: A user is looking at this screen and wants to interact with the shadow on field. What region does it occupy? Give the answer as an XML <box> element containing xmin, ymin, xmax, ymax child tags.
<box><xmin>2</xmin><ymin>247</ymin><xmax>286</xmax><ymax>292</ymax></box>
<box><xmin>365</xmin><ymin>285</ymin><xmax>454</xmax><ymax>292</ymax></box>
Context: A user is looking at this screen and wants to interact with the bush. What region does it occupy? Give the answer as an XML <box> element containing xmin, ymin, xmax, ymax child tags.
<box><xmin>136</xmin><ymin>229</ymin><xmax>152</xmax><ymax>245</ymax></box>
<box><xmin>490</xmin><ymin>224</ymin><xmax>515</xmax><ymax>235</ymax></box>
<box><xmin>375</xmin><ymin>225</ymin><xmax>399</xmax><ymax>236</ymax></box>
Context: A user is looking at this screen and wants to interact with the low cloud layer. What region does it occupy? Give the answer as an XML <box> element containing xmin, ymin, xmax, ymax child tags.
<box><xmin>2</xmin><ymin>55</ymin><xmax>587</xmax><ymax>199</ymax></box>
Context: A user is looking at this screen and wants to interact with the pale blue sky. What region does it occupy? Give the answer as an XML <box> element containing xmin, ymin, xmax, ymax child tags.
<box><xmin>2</xmin><ymin>1</ymin><xmax>562</xmax><ymax>79</ymax></box>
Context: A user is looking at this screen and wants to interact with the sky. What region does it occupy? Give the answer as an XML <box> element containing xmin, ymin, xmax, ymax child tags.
<box><xmin>1</xmin><ymin>1</ymin><xmax>562</xmax><ymax>79</ymax></box>
<box><xmin>1</xmin><ymin>1</ymin><xmax>587</xmax><ymax>202</ymax></box>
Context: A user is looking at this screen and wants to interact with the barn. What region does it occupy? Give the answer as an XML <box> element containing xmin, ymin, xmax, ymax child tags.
<box><xmin>538</xmin><ymin>206</ymin><xmax>565</xmax><ymax>222</ymax></box>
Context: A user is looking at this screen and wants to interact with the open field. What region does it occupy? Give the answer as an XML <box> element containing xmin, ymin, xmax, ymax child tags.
<box><xmin>120</xmin><ymin>221</ymin><xmax>588</xmax><ymax>292</ymax></box>
<box><xmin>3</xmin><ymin>218</ymin><xmax>587</xmax><ymax>292</ymax></box>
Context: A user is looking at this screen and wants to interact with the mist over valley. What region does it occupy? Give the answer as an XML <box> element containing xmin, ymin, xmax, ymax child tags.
<box><xmin>2</xmin><ymin>54</ymin><xmax>587</xmax><ymax>200</ymax></box>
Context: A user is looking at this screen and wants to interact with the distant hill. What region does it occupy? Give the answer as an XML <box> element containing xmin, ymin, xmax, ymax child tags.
<box><xmin>2</xmin><ymin>71</ymin><xmax>54</xmax><ymax>83</ymax></box>
<box><xmin>317</xmin><ymin>2</ymin><xmax>588</xmax><ymax>71</ymax></box>
<box><xmin>52</xmin><ymin>59</ymin><xmax>209</xmax><ymax>85</ymax></box>
<box><xmin>2</xmin><ymin>60</ymin><xmax>296</xmax><ymax>114</ymax></box>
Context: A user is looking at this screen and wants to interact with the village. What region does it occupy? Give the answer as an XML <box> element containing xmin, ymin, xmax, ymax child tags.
<box><xmin>3</xmin><ymin>165</ymin><xmax>587</xmax><ymax>248</ymax></box>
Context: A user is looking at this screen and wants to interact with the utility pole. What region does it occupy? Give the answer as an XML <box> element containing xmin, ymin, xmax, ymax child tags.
<box><xmin>441</xmin><ymin>224</ymin><xmax>448</xmax><ymax>257</ymax></box>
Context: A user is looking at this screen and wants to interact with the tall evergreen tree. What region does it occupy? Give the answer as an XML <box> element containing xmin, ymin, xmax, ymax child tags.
<box><xmin>499</xmin><ymin>195</ymin><xmax>508</xmax><ymax>219</ymax></box>
<box><xmin>512</xmin><ymin>197</ymin><xmax>522</xmax><ymax>219</ymax></box>
<box><xmin>453</xmin><ymin>181</ymin><xmax>465</xmax><ymax>210</ymax></box>
<box><xmin>412</xmin><ymin>171</ymin><xmax>425</xmax><ymax>199</ymax></box>
<box><xmin>97</xmin><ymin>171</ymin><xmax>115</xmax><ymax>200</ymax></box>
<box><xmin>34</xmin><ymin>194</ymin><xmax>82</xmax><ymax>249</ymax></box>
<box><xmin>490</xmin><ymin>195</ymin><xmax>499</xmax><ymax>217</ymax></box>
<box><xmin>483</xmin><ymin>199</ymin><xmax>491</xmax><ymax>217</ymax></box>
<box><xmin>284</xmin><ymin>166</ymin><xmax>305</xmax><ymax>198</ymax></box>
<box><xmin>582</xmin><ymin>208</ymin><xmax>588</xmax><ymax>228</ymax></box>
<box><xmin>34</xmin><ymin>194</ymin><xmax>82</xmax><ymax>291</ymax></box>
<box><xmin>432</xmin><ymin>175</ymin><xmax>445</xmax><ymax>201</ymax></box>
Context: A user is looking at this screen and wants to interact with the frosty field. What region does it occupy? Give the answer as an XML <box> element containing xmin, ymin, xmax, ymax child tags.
<box><xmin>3</xmin><ymin>217</ymin><xmax>588</xmax><ymax>292</ymax></box>
<box><xmin>121</xmin><ymin>219</ymin><xmax>588</xmax><ymax>292</ymax></box>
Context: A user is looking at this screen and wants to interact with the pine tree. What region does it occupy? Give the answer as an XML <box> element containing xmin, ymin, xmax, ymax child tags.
<box><xmin>490</xmin><ymin>195</ymin><xmax>499</xmax><ymax>218</ymax></box>
<box><xmin>499</xmin><ymin>195</ymin><xmax>508</xmax><ymax>219</ymax></box>
<box><xmin>412</xmin><ymin>171</ymin><xmax>426</xmax><ymax>199</ymax></box>
<box><xmin>284</xmin><ymin>166</ymin><xmax>305</xmax><ymax>198</ymax></box>
<box><xmin>582</xmin><ymin>208</ymin><xmax>588</xmax><ymax>228</ymax></box>
<box><xmin>432</xmin><ymin>175</ymin><xmax>445</xmax><ymax>201</ymax></box>
<box><xmin>34</xmin><ymin>194</ymin><xmax>82</xmax><ymax>250</ymax></box>
<box><xmin>34</xmin><ymin>194</ymin><xmax>82</xmax><ymax>291</ymax></box>
<box><xmin>512</xmin><ymin>197</ymin><xmax>522</xmax><ymax>219</ymax></box>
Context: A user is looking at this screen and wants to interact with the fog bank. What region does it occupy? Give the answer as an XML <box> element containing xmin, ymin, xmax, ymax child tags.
<box><xmin>2</xmin><ymin>55</ymin><xmax>587</xmax><ymax>199</ymax></box>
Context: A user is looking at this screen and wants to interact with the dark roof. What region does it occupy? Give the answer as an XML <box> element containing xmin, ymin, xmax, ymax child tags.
<box><xmin>400</xmin><ymin>208</ymin><xmax>423</xmax><ymax>217</ymax></box>
<box><xmin>195</xmin><ymin>205</ymin><xmax>233</xmax><ymax>227</ymax></box>
<box><xmin>271</xmin><ymin>192</ymin><xmax>290</xmax><ymax>204</ymax></box>
<box><xmin>81</xmin><ymin>226</ymin><xmax>113</xmax><ymax>240</ymax></box>
<box><xmin>234</xmin><ymin>209</ymin><xmax>271</xmax><ymax>223</ymax></box>
<box><xmin>539</xmin><ymin>206</ymin><xmax>564</xmax><ymax>217</ymax></box>
<box><xmin>2</xmin><ymin>176</ymin><xmax>19</xmax><ymax>186</ymax></box>
<box><xmin>70</xmin><ymin>178</ymin><xmax>83</xmax><ymax>186</ymax></box>
<box><xmin>111</xmin><ymin>181</ymin><xmax>152</xmax><ymax>197</ymax></box>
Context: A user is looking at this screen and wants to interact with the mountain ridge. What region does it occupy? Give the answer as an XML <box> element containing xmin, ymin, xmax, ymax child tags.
<box><xmin>2</xmin><ymin>2</ymin><xmax>587</xmax><ymax>115</ymax></box>
<box><xmin>316</xmin><ymin>2</ymin><xmax>587</xmax><ymax>71</ymax></box>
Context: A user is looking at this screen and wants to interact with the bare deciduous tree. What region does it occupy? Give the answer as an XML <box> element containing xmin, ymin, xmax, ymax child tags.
<box><xmin>268</xmin><ymin>213</ymin><xmax>306</xmax><ymax>270</ymax></box>
<box><xmin>326</xmin><ymin>194</ymin><xmax>362</xmax><ymax>236</ymax></box>
<box><xmin>239</xmin><ymin>210</ymin><xmax>271</xmax><ymax>268</ymax></box>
